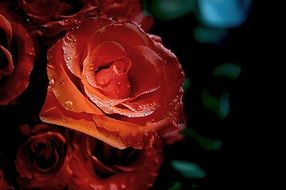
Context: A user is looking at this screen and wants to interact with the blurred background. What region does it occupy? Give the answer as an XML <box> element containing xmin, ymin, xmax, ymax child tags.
<box><xmin>143</xmin><ymin>0</ymin><xmax>257</xmax><ymax>189</ymax></box>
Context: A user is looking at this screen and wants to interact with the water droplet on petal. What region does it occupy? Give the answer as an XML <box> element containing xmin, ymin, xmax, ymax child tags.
<box><xmin>121</xmin><ymin>184</ymin><xmax>126</xmax><ymax>189</ymax></box>
<box><xmin>64</xmin><ymin>101</ymin><xmax>73</xmax><ymax>110</ymax></box>
<box><xmin>49</xmin><ymin>78</ymin><xmax>55</xmax><ymax>86</ymax></box>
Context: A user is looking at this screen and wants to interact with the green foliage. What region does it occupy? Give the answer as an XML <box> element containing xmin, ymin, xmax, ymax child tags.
<box><xmin>183</xmin><ymin>77</ymin><xmax>191</xmax><ymax>92</ymax></box>
<box><xmin>168</xmin><ymin>181</ymin><xmax>182</xmax><ymax>190</ymax></box>
<box><xmin>202</xmin><ymin>89</ymin><xmax>230</xmax><ymax>119</ymax></box>
<box><xmin>213</xmin><ymin>63</ymin><xmax>241</xmax><ymax>80</ymax></box>
<box><xmin>183</xmin><ymin>128</ymin><xmax>223</xmax><ymax>151</ymax></box>
<box><xmin>194</xmin><ymin>26</ymin><xmax>227</xmax><ymax>43</ymax></box>
<box><xmin>150</xmin><ymin>0</ymin><xmax>195</xmax><ymax>20</ymax></box>
<box><xmin>172</xmin><ymin>160</ymin><xmax>206</xmax><ymax>179</ymax></box>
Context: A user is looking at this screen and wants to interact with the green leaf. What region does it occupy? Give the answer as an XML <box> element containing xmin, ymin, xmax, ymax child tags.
<box><xmin>213</xmin><ymin>63</ymin><xmax>241</xmax><ymax>79</ymax></box>
<box><xmin>183</xmin><ymin>128</ymin><xmax>223</xmax><ymax>151</ymax></box>
<box><xmin>172</xmin><ymin>160</ymin><xmax>206</xmax><ymax>179</ymax></box>
<box><xmin>169</xmin><ymin>181</ymin><xmax>182</xmax><ymax>190</ymax></box>
<box><xmin>183</xmin><ymin>77</ymin><xmax>191</xmax><ymax>92</ymax></box>
<box><xmin>151</xmin><ymin>0</ymin><xmax>195</xmax><ymax>20</ymax></box>
<box><xmin>194</xmin><ymin>26</ymin><xmax>227</xmax><ymax>43</ymax></box>
<box><xmin>202</xmin><ymin>89</ymin><xmax>230</xmax><ymax>119</ymax></box>
<box><xmin>190</xmin><ymin>184</ymin><xmax>199</xmax><ymax>189</ymax></box>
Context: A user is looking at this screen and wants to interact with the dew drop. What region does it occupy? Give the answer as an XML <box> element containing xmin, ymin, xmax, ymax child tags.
<box><xmin>57</xmin><ymin>80</ymin><xmax>64</xmax><ymax>86</ymax></box>
<box><xmin>64</xmin><ymin>101</ymin><xmax>73</xmax><ymax>110</ymax></box>
<box><xmin>121</xmin><ymin>184</ymin><xmax>126</xmax><ymax>189</ymax></box>
<box><xmin>49</xmin><ymin>78</ymin><xmax>55</xmax><ymax>86</ymax></box>
<box><xmin>108</xmin><ymin>183</ymin><xmax>118</xmax><ymax>190</ymax></box>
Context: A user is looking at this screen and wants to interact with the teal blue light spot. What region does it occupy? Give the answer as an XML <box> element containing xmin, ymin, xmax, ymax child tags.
<box><xmin>172</xmin><ymin>160</ymin><xmax>206</xmax><ymax>179</ymax></box>
<box><xmin>219</xmin><ymin>93</ymin><xmax>230</xmax><ymax>119</ymax></box>
<box><xmin>198</xmin><ymin>0</ymin><xmax>252</xmax><ymax>28</ymax></box>
<box><xmin>151</xmin><ymin>0</ymin><xmax>195</xmax><ymax>20</ymax></box>
<box><xmin>194</xmin><ymin>26</ymin><xmax>227</xmax><ymax>43</ymax></box>
<box><xmin>213</xmin><ymin>63</ymin><xmax>241</xmax><ymax>80</ymax></box>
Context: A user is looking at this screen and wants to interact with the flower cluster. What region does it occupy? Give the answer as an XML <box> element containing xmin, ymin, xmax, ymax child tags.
<box><xmin>0</xmin><ymin>0</ymin><xmax>184</xmax><ymax>189</ymax></box>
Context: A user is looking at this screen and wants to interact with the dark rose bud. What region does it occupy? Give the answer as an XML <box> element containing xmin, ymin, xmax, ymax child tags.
<box><xmin>15</xmin><ymin>124</ymin><xmax>71</xmax><ymax>190</ymax></box>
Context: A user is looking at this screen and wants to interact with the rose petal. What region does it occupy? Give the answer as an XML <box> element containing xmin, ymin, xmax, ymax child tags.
<box><xmin>127</xmin><ymin>45</ymin><xmax>164</xmax><ymax>97</ymax></box>
<box><xmin>47</xmin><ymin>40</ymin><xmax>103</xmax><ymax>115</ymax></box>
<box><xmin>20</xmin><ymin>0</ymin><xmax>61</xmax><ymax>18</ymax></box>
<box><xmin>0</xmin><ymin>45</ymin><xmax>14</xmax><ymax>78</ymax></box>
<box><xmin>75</xmin><ymin>136</ymin><xmax>163</xmax><ymax>190</ymax></box>
<box><xmin>63</xmin><ymin>18</ymin><xmax>113</xmax><ymax>78</ymax></box>
<box><xmin>116</xmin><ymin>40</ymin><xmax>185</xmax><ymax>126</ymax></box>
<box><xmin>40</xmin><ymin>87</ymin><xmax>172</xmax><ymax>149</ymax></box>
<box><xmin>82</xmin><ymin>40</ymin><xmax>127</xmax><ymax>88</ymax></box>
<box><xmin>90</xmin><ymin>22</ymin><xmax>153</xmax><ymax>50</ymax></box>
<box><xmin>0</xmin><ymin>21</ymin><xmax>34</xmax><ymax>105</ymax></box>
<box><xmin>40</xmin><ymin>87</ymin><xmax>127</xmax><ymax>149</ymax></box>
<box><xmin>82</xmin><ymin>78</ymin><xmax>156</xmax><ymax>118</ymax></box>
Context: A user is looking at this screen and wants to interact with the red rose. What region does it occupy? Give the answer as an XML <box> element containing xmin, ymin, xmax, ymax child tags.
<box><xmin>96</xmin><ymin>0</ymin><xmax>154</xmax><ymax>31</ymax></box>
<box><xmin>67</xmin><ymin>134</ymin><xmax>163</xmax><ymax>190</ymax></box>
<box><xmin>15</xmin><ymin>124</ymin><xmax>71</xmax><ymax>190</ymax></box>
<box><xmin>15</xmin><ymin>124</ymin><xmax>162</xmax><ymax>189</ymax></box>
<box><xmin>0</xmin><ymin>169</ymin><xmax>14</xmax><ymax>190</ymax></box>
<box><xmin>40</xmin><ymin>17</ymin><xmax>184</xmax><ymax>149</ymax></box>
<box><xmin>0</xmin><ymin>10</ymin><xmax>35</xmax><ymax>105</ymax></box>
<box><xmin>19</xmin><ymin>0</ymin><xmax>98</xmax><ymax>37</ymax></box>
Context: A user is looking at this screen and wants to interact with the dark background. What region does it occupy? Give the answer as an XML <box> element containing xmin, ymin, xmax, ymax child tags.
<box><xmin>145</xmin><ymin>0</ymin><xmax>259</xmax><ymax>189</ymax></box>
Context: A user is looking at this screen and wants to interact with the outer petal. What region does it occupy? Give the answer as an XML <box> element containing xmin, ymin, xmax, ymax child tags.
<box><xmin>0</xmin><ymin>46</ymin><xmax>14</xmax><ymax>78</ymax></box>
<box><xmin>40</xmin><ymin>87</ymin><xmax>173</xmax><ymax>149</ymax></box>
<box><xmin>90</xmin><ymin>22</ymin><xmax>154</xmax><ymax>50</ymax></box>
